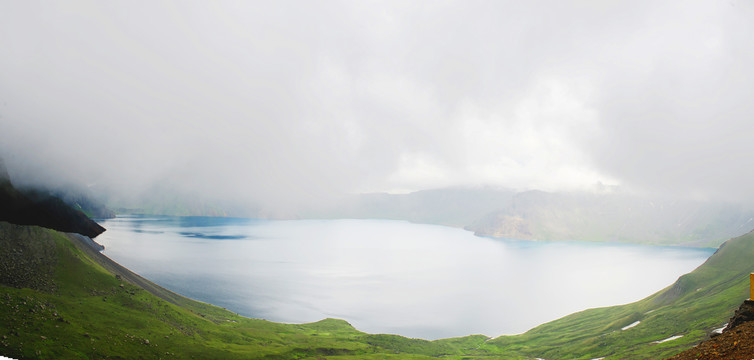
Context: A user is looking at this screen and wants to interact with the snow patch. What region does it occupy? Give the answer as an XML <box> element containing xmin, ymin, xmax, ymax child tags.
<box><xmin>621</xmin><ymin>321</ymin><xmax>640</xmax><ymax>331</ymax></box>
<box><xmin>653</xmin><ymin>335</ymin><xmax>683</xmax><ymax>343</ymax></box>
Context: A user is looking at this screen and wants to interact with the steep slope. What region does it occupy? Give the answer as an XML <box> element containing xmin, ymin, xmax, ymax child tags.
<box><xmin>667</xmin><ymin>300</ymin><xmax>754</xmax><ymax>360</ymax></box>
<box><xmin>0</xmin><ymin>178</ymin><xmax>105</xmax><ymax>238</ymax></box>
<box><xmin>485</xmin><ymin>229</ymin><xmax>754</xmax><ymax>359</ymax></box>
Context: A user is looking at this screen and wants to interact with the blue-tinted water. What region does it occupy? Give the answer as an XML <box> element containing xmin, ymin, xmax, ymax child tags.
<box><xmin>96</xmin><ymin>215</ymin><xmax>714</xmax><ymax>340</ymax></box>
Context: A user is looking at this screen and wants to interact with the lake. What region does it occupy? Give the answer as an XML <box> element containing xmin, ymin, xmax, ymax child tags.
<box><xmin>96</xmin><ymin>215</ymin><xmax>714</xmax><ymax>340</ymax></box>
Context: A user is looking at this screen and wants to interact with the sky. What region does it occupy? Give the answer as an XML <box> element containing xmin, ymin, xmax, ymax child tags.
<box><xmin>1</xmin><ymin>0</ymin><xmax>753</xmax><ymax>210</ymax></box>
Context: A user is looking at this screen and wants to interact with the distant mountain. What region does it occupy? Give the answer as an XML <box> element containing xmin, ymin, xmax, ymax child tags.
<box><xmin>107</xmin><ymin>184</ymin><xmax>255</xmax><ymax>218</ymax></box>
<box><xmin>48</xmin><ymin>186</ymin><xmax>115</xmax><ymax>219</ymax></box>
<box><xmin>92</xmin><ymin>180</ymin><xmax>754</xmax><ymax>247</ymax></box>
<box><xmin>304</xmin><ymin>187</ymin><xmax>754</xmax><ymax>247</ymax></box>
<box><xmin>466</xmin><ymin>190</ymin><xmax>754</xmax><ymax>246</ymax></box>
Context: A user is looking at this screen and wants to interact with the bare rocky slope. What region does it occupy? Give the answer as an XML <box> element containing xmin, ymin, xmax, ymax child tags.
<box><xmin>667</xmin><ymin>300</ymin><xmax>754</xmax><ymax>360</ymax></box>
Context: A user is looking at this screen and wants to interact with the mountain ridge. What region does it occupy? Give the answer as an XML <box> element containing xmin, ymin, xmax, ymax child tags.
<box><xmin>302</xmin><ymin>188</ymin><xmax>754</xmax><ymax>247</ymax></box>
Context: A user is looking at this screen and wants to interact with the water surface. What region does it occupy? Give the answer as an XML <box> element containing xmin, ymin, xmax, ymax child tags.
<box><xmin>97</xmin><ymin>215</ymin><xmax>714</xmax><ymax>339</ymax></box>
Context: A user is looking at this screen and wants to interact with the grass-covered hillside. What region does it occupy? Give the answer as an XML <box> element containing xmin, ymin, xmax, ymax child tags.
<box><xmin>484</xmin><ymin>229</ymin><xmax>754</xmax><ymax>359</ymax></box>
<box><xmin>0</xmin><ymin>221</ymin><xmax>496</xmax><ymax>359</ymax></box>
<box><xmin>2</xmin><ymin>219</ymin><xmax>753</xmax><ymax>359</ymax></box>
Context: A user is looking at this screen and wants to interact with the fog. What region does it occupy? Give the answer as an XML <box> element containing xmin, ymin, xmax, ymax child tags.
<box><xmin>1</xmin><ymin>1</ymin><xmax>753</xmax><ymax>211</ymax></box>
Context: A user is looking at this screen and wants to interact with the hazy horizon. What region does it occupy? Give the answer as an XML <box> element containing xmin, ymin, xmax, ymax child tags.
<box><xmin>2</xmin><ymin>1</ymin><xmax>753</xmax><ymax>212</ymax></box>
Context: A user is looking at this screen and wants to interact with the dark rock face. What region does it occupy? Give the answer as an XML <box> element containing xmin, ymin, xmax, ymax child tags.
<box><xmin>723</xmin><ymin>299</ymin><xmax>754</xmax><ymax>332</ymax></box>
<box><xmin>0</xmin><ymin>179</ymin><xmax>106</xmax><ymax>238</ymax></box>
<box><xmin>0</xmin><ymin>157</ymin><xmax>9</xmax><ymax>182</ymax></box>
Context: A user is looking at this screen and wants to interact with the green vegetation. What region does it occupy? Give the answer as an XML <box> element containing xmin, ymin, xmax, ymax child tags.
<box><xmin>485</xmin><ymin>230</ymin><xmax>754</xmax><ymax>359</ymax></box>
<box><xmin>0</xmin><ymin>222</ymin><xmax>496</xmax><ymax>359</ymax></box>
<box><xmin>2</xmin><ymin>217</ymin><xmax>753</xmax><ymax>359</ymax></box>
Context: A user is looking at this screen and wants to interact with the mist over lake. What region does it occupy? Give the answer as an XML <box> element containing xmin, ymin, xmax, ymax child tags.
<box><xmin>97</xmin><ymin>215</ymin><xmax>713</xmax><ymax>340</ymax></box>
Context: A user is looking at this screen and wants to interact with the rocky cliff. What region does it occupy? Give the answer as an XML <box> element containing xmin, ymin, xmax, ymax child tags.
<box><xmin>0</xmin><ymin>172</ymin><xmax>105</xmax><ymax>238</ymax></box>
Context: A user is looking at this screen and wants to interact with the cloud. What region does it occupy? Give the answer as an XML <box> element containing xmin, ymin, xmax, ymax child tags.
<box><xmin>1</xmin><ymin>0</ymin><xmax>752</xmax><ymax>210</ymax></box>
<box><xmin>584</xmin><ymin>1</ymin><xmax>754</xmax><ymax>201</ymax></box>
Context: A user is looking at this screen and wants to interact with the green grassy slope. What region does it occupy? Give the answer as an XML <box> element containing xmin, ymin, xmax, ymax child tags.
<box><xmin>0</xmin><ymin>222</ymin><xmax>496</xmax><ymax>359</ymax></box>
<box><xmin>485</xmin><ymin>230</ymin><xmax>754</xmax><ymax>359</ymax></box>
<box><xmin>2</xmin><ymin>218</ymin><xmax>752</xmax><ymax>359</ymax></box>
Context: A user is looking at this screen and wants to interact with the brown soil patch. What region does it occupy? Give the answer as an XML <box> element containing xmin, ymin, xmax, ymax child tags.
<box><xmin>667</xmin><ymin>301</ymin><xmax>754</xmax><ymax>360</ymax></box>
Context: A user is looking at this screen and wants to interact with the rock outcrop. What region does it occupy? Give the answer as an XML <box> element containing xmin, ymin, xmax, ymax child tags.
<box><xmin>0</xmin><ymin>172</ymin><xmax>105</xmax><ymax>238</ymax></box>
<box><xmin>723</xmin><ymin>299</ymin><xmax>754</xmax><ymax>332</ymax></box>
<box><xmin>667</xmin><ymin>300</ymin><xmax>754</xmax><ymax>360</ymax></box>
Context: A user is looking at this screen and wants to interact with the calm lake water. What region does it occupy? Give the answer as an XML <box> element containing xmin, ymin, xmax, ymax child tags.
<box><xmin>96</xmin><ymin>215</ymin><xmax>714</xmax><ymax>340</ymax></box>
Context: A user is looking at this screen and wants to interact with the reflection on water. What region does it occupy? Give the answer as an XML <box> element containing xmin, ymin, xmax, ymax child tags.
<box><xmin>97</xmin><ymin>215</ymin><xmax>714</xmax><ymax>340</ymax></box>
